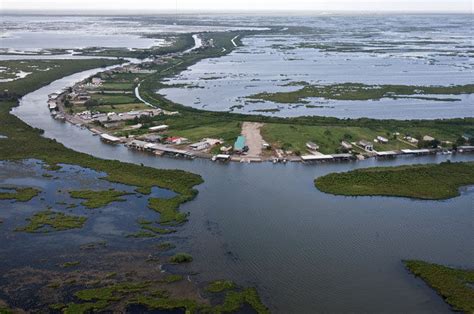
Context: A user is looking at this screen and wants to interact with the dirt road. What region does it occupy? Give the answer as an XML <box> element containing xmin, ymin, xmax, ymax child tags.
<box><xmin>241</xmin><ymin>122</ymin><xmax>264</xmax><ymax>158</ymax></box>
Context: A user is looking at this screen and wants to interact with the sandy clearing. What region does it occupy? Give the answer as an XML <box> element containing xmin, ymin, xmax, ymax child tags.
<box><xmin>241</xmin><ymin>122</ymin><xmax>264</xmax><ymax>157</ymax></box>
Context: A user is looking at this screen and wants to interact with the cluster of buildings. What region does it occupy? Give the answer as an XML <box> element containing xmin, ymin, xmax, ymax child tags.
<box><xmin>76</xmin><ymin>108</ymin><xmax>163</xmax><ymax>125</ymax></box>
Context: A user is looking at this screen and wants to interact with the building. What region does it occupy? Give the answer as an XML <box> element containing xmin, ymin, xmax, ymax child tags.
<box><xmin>189</xmin><ymin>141</ymin><xmax>211</xmax><ymax>151</ymax></box>
<box><xmin>127</xmin><ymin>140</ymin><xmax>149</xmax><ymax>151</ymax></box>
<box><xmin>341</xmin><ymin>141</ymin><xmax>353</xmax><ymax>150</ymax></box>
<box><xmin>301</xmin><ymin>154</ymin><xmax>334</xmax><ymax>162</ymax></box>
<box><xmin>423</xmin><ymin>135</ymin><xmax>435</xmax><ymax>142</ymax></box>
<box><xmin>306</xmin><ymin>142</ymin><xmax>319</xmax><ymax>151</ymax></box>
<box><xmin>91</xmin><ymin>77</ymin><xmax>103</xmax><ymax>85</ymax></box>
<box><xmin>457</xmin><ymin>146</ymin><xmax>474</xmax><ymax>153</ymax></box>
<box><xmin>203</xmin><ymin>138</ymin><xmax>223</xmax><ymax>146</ymax></box>
<box><xmin>166</xmin><ymin>137</ymin><xmax>188</xmax><ymax>145</ymax></box>
<box><xmin>142</xmin><ymin>134</ymin><xmax>163</xmax><ymax>143</ymax></box>
<box><xmin>358</xmin><ymin>140</ymin><xmax>374</xmax><ymax>151</ymax></box>
<box><xmin>100</xmin><ymin>134</ymin><xmax>121</xmax><ymax>144</ymax></box>
<box><xmin>234</xmin><ymin>136</ymin><xmax>247</xmax><ymax>153</ymax></box>
<box><xmin>405</xmin><ymin>136</ymin><xmax>419</xmax><ymax>144</ymax></box>
<box><xmin>149</xmin><ymin>125</ymin><xmax>169</xmax><ymax>132</ymax></box>
<box><xmin>376</xmin><ymin>136</ymin><xmax>389</xmax><ymax>144</ymax></box>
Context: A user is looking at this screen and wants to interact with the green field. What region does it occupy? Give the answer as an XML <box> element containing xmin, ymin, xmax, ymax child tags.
<box><xmin>1</xmin><ymin>59</ymin><xmax>120</xmax><ymax>96</ymax></box>
<box><xmin>404</xmin><ymin>260</ymin><xmax>474</xmax><ymax>312</ymax></box>
<box><xmin>262</xmin><ymin>123</ymin><xmax>416</xmax><ymax>154</ymax></box>
<box><xmin>98</xmin><ymin>82</ymin><xmax>136</xmax><ymax>91</ymax></box>
<box><xmin>90</xmin><ymin>93</ymin><xmax>138</xmax><ymax>105</ymax></box>
<box><xmin>72</xmin><ymin>103</ymin><xmax>148</xmax><ymax>114</ymax></box>
<box><xmin>315</xmin><ymin>162</ymin><xmax>474</xmax><ymax>200</ymax></box>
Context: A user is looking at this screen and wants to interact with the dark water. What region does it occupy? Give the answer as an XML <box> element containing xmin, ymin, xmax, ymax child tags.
<box><xmin>8</xmin><ymin>66</ymin><xmax>474</xmax><ymax>313</ymax></box>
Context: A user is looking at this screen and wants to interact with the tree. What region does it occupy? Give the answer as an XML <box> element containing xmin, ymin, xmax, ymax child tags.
<box><xmin>84</xmin><ymin>99</ymin><xmax>98</xmax><ymax>110</ymax></box>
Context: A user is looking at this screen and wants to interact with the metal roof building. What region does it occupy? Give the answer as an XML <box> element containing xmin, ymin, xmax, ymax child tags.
<box><xmin>234</xmin><ymin>136</ymin><xmax>246</xmax><ymax>152</ymax></box>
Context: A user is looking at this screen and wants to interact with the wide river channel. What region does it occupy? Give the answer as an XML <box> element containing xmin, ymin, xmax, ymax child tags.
<box><xmin>12</xmin><ymin>67</ymin><xmax>474</xmax><ymax>313</ymax></box>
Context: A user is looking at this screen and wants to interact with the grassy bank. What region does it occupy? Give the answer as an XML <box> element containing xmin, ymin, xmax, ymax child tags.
<box><xmin>404</xmin><ymin>260</ymin><xmax>474</xmax><ymax>312</ymax></box>
<box><xmin>314</xmin><ymin>162</ymin><xmax>474</xmax><ymax>200</ymax></box>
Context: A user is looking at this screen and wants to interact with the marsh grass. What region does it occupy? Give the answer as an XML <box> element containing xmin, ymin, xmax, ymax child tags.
<box><xmin>0</xmin><ymin>187</ymin><xmax>40</xmax><ymax>202</ymax></box>
<box><xmin>16</xmin><ymin>210</ymin><xmax>87</xmax><ymax>233</ymax></box>
<box><xmin>315</xmin><ymin>162</ymin><xmax>474</xmax><ymax>200</ymax></box>
<box><xmin>69</xmin><ymin>189</ymin><xmax>131</xmax><ymax>209</ymax></box>
<box><xmin>404</xmin><ymin>260</ymin><xmax>474</xmax><ymax>312</ymax></box>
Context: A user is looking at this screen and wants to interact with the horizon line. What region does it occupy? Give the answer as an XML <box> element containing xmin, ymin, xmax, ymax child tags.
<box><xmin>1</xmin><ymin>9</ymin><xmax>472</xmax><ymax>15</ymax></box>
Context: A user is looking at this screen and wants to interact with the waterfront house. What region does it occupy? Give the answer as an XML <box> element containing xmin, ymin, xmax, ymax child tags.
<box><xmin>100</xmin><ymin>134</ymin><xmax>121</xmax><ymax>144</ymax></box>
<box><xmin>127</xmin><ymin>140</ymin><xmax>148</xmax><ymax>151</ymax></box>
<box><xmin>190</xmin><ymin>141</ymin><xmax>211</xmax><ymax>151</ymax></box>
<box><xmin>306</xmin><ymin>142</ymin><xmax>319</xmax><ymax>151</ymax></box>
<box><xmin>341</xmin><ymin>141</ymin><xmax>353</xmax><ymax>150</ymax></box>
<box><xmin>423</xmin><ymin>135</ymin><xmax>435</xmax><ymax>142</ymax></box>
<box><xmin>142</xmin><ymin>134</ymin><xmax>163</xmax><ymax>143</ymax></box>
<box><xmin>166</xmin><ymin>137</ymin><xmax>188</xmax><ymax>145</ymax></box>
<box><xmin>376</xmin><ymin>136</ymin><xmax>389</xmax><ymax>144</ymax></box>
<box><xmin>149</xmin><ymin>125</ymin><xmax>169</xmax><ymax>132</ymax></box>
<box><xmin>358</xmin><ymin>140</ymin><xmax>374</xmax><ymax>151</ymax></box>
<box><xmin>462</xmin><ymin>133</ymin><xmax>472</xmax><ymax>142</ymax></box>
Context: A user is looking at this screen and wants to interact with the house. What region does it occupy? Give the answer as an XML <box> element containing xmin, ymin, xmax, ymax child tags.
<box><xmin>142</xmin><ymin>134</ymin><xmax>163</xmax><ymax>143</ymax></box>
<box><xmin>127</xmin><ymin>140</ymin><xmax>148</xmax><ymax>151</ymax></box>
<box><xmin>341</xmin><ymin>141</ymin><xmax>353</xmax><ymax>150</ymax></box>
<box><xmin>462</xmin><ymin>133</ymin><xmax>472</xmax><ymax>141</ymax></box>
<box><xmin>190</xmin><ymin>141</ymin><xmax>210</xmax><ymax>151</ymax></box>
<box><xmin>149</xmin><ymin>125</ymin><xmax>169</xmax><ymax>132</ymax></box>
<box><xmin>358</xmin><ymin>140</ymin><xmax>374</xmax><ymax>151</ymax></box>
<box><xmin>423</xmin><ymin>135</ymin><xmax>435</xmax><ymax>142</ymax></box>
<box><xmin>91</xmin><ymin>77</ymin><xmax>102</xmax><ymax>85</ymax></box>
<box><xmin>203</xmin><ymin>138</ymin><xmax>223</xmax><ymax>146</ymax></box>
<box><xmin>405</xmin><ymin>136</ymin><xmax>419</xmax><ymax>144</ymax></box>
<box><xmin>306</xmin><ymin>142</ymin><xmax>319</xmax><ymax>151</ymax></box>
<box><xmin>234</xmin><ymin>136</ymin><xmax>247</xmax><ymax>153</ymax></box>
<box><xmin>166</xmin><ymin>137</ymin><xmax>188</xmax><ymax>145</ymax></box>
<box><xmin>100</xmin><ymin>134</ymin><xmax>121</xmax><ymax>144</ymax></box>
<box><xmin>220</xmin><ymin>146</ymin><xmax>232</xmax><ymax>153</ymax></box>
<box><xmin>376</xmin><ymin>136</ymin><xmax>389</xmax><ymax>144</ymax></box>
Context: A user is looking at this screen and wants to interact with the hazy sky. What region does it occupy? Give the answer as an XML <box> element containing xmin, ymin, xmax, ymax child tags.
<box><xmin>1</xmin><ymin>0</ymin><xmax>472</xmax><ymax>13</ymax></box>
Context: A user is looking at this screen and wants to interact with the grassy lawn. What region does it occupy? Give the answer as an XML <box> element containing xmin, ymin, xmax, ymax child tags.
<box><xmin>170</xmin><ymin>121</ymin><xmax>241</xmax><ymax>143</ymax></box>
<box><xmin>90</xmin><ymin>93</ymin><xmax>138</xmax><ymax>105</ymax></box>
<box><xmin>314</xmin><ymin>161</ymin><xmax>474</xmax><ymax>200</ymax></box>
<box><xmin>98</xmin><ymin>82</ymin><xmax>135</xmax><ymax>91</ymax></box>
<box><xmin>404</xmin><ymin>260</ymin><xmax>474</xmax><ymax>313</ymax></box>
<box><xmin>72</xmin><ymin>103</ymin><xmax>148</xmax><ymax>114</ymax></box>
<box><xmin>262</xmin><ymin>123</ymin><xmax>404</xmax><ymax>154</ymax></box>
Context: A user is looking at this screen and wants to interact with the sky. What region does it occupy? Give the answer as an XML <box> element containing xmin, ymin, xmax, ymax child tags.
<box><xmin>0</xmin><ymin>0</ymin><xmax>472</xmax><ymax>13</ymax></box>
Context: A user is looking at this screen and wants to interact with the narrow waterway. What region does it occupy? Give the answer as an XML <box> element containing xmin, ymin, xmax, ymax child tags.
<box><xmin>11</xmin><ymin>68</ymin><xmax>474</xmax><ymax>313</ymax></box>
